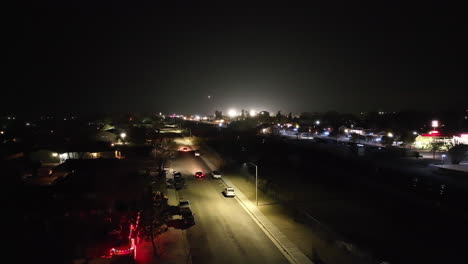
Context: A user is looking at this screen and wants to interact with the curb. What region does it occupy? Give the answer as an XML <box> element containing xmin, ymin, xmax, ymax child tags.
<box><xmin>199</xmin><ymin>154</ymin><xmax>313</xmax><ymax>264</ymax></box>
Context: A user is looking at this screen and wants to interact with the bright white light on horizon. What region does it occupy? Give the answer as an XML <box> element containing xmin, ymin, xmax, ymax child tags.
<box><xmin>387</xmin><ymin>132</ymin><xmax>394</xmax><ymax>138</ymax></box>
<box><xmin>228</xmin><ymin>109</ymin><xmax>237</xmax><ymax>117</ymax></box>
<box><xmin>315</xmin><ymin>120</ymin><xmax>320</xmax><ymax>125</ymax></box>
<box><xmin>250</xmin><ymin>110</ymin><xmax>256</xmax><ymax>117</ymax></box>
<box><xmin>432</xmin><ymin>120</ymin><xmax>439</xmax><ymax>128</ymax></box>
<box><xmin>120</xmin><ymin>132</ymin><xmax>127</xmax><ymax>139</ymax></box>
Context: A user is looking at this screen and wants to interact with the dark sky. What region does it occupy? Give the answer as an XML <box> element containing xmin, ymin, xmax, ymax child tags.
<box><xmin>7</xmin><ymin>2</ymin><xmax>468</xmax><ymax>115</ymax></box>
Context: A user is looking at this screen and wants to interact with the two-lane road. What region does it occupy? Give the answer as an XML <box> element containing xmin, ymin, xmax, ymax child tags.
<box><xmin>170</xmin><ymin>151</ymin><xmax>288</xmax><ymax>264</ymax></box>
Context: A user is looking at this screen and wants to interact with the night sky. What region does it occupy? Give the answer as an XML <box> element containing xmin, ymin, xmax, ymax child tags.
<box><xmin>8</xmin><ymin>2</ymin><xmax>468</xmax><ymax>115</ymax></box>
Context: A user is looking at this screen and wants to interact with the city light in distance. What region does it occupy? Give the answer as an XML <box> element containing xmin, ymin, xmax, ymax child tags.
<box><xmin>228</xmin><ymin>109</ymin><xmax>237</xmax><ymax>117</ymax></box>
<box><xmin>250</xmin><ymin>110</ymin><xmax>257</xmax><ymax>117</ymax></box>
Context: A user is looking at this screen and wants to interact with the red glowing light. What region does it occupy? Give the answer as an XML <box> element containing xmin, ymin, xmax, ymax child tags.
<box><xmin>105</xmin><ymin>213</ymin><xmax>140</xmax><ymax>259</ymax></box>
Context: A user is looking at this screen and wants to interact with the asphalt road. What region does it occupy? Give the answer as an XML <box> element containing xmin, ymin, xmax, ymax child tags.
<box><xmin>170</xmin><ymin>151</ymin><xmax>288</xmax><ymax>264</ymax></box>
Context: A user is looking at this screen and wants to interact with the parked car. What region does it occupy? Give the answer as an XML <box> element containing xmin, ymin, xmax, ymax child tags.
<box><xmin>179</xmin><ymin>200</ymin><xmax>190</xmax><ymax>210</ymax></box>
<box><xmin>211</xmin><ymin>170</ymin><xmax>222</xmax><ymax>179</ymax></box>
<box><xmin>194</xmin><ymin>171</ymin><xmax>205</xmax><ymax>178</ymax></box>
<box><xmin>180</xmin><ymin>208</ymin><xmax>195</xmax><ymax>226</ymax></box>
<box><xmin>223</xmin><ymin>187</ymin><xmax>236</xmax><ymax>197</ymax></box>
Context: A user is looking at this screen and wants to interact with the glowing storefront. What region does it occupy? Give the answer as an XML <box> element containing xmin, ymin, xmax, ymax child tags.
<box><xmin>413</xmin><ymin>131</ymin><xmax>452</xmax><ymax>149</ymax></box>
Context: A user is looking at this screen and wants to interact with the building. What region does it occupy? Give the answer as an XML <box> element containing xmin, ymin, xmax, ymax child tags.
<box><xmin>453</xmin><ymin>133</ymin><xmax>468</xmax><ymax>145</ymax></box>
<box><xmin>29</xmin><ymin>142</ymin><xmax>123</xmax><ymax>164</ymax></box>
<box><xmin>413</xmin><ymin>130</ymin><xmax>452</xmax><ymax>149</ymax></box>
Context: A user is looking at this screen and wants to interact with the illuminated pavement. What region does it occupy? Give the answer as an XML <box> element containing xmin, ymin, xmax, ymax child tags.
<box><xmin>170</xmin><ymin>151</ymin><xmax>289</xmax><ymax>264</ymax></box>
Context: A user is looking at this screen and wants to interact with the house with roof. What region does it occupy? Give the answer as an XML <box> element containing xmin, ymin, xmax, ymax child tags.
<box><xmin>29</xmin><ymin>141</ymin><xmax>123</xmax><ymax>164</ymax></box>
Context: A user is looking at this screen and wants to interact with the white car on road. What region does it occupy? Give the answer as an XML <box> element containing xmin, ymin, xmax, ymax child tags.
<box><xmin>223</xmin><ymin>187</ymin><xmax>236</xmax><ymax>197</ymax></box>
<box><xmin>194</xmin><ymin>151</ymin><xmax>200</xmax><ymax>156</ymax></box>
<box><xmin>211</xmin><ymin>170</ymin><xmax>222</xmax><ymax>179</ymax></box>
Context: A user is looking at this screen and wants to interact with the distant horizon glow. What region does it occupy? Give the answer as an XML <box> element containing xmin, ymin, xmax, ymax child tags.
<box><xmin>228</xmin><ymin>109</ymin><xmax>237</xmax><ymax>117</ymax></box>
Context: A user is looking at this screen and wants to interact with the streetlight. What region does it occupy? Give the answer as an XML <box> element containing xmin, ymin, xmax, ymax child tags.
<box><xmin>228</xmin><ymin>109</ymin><xmax>237</xmax><ymax>118</ymax></box>
<box><xmin>244</xmin><ymin>162</ymin><xmax>258</xmax><ymax>206</ymax></box>
<box><xmin>441</xmin><ymin>154</ymin><xmax>446</xmax><ymax>164</ymax></box>
<box><xmin>120</xmin><ymin>132</ymin><xmax>127</xmax><ymax>144</ymax></box>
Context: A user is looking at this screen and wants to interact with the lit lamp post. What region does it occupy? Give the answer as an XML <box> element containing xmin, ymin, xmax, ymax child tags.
<box><xmin>244</xmin><ymin>162</ymin><xmax>258</xmax><ymax>206</ymax></box>
<box><xmin>120</xmin><ymin>132</ymin><xmax>126</xmax><ymax>144</ymax></box>
<box><xmin>431</xmin><ymin>120</ymin><xmax>439</xmax><ymax>159</ymax></box>
<box><xmin>431</xmin><ymin>120</ymin><xmax>439</xmax><ymax>131</ymax></box>
<box><xmin>228</xmin><ymin>109</ymin><xmax>237</xmax><ymax>120</ymax></box>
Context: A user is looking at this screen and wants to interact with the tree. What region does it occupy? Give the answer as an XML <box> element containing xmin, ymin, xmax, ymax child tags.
<box><xmin>215</xmin><ymin>110</ymin><xmax>223</xmax><ymax>120</ymax></box>
<box><xmin>380</xmin><ymin>136</ymin><xmax>394</xmax><ymax>147</ymax></box>
<box><xmin>276</xmin><ymin>111</ymin><xmax>282</xmax><ymax>123</ymax></box>
<box><xmin>258</xmin><ymin>111</ymin><xmax>271</xmax><ymax>124</ymax></box>
<box><xmin>428</xmin><ymin>141</ymin><xmax>444</xmax><ymax>159</ymax></box>
<box><xmin>399</xmin><ymin>131</ymin><xmax>416</xmax><ymax>146</ymax></box>
<box><xmin>139</xmin><ymin>186</ymin><xmax>170</xmax><ymax>257</ymax></box>
<box><xmin>241</xmin><ymin>109</ymin><xmax>245</xmax><ymax>119</ymax></box>
<box><xmin>155</xmin><ymin>139</ymin><xmax>177</xmax><ymax>171</ymax></box>
<box><xmin>129</xmin><ymin>127</ymin><xmax>146</xmax><ymax>144</ymax></box>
